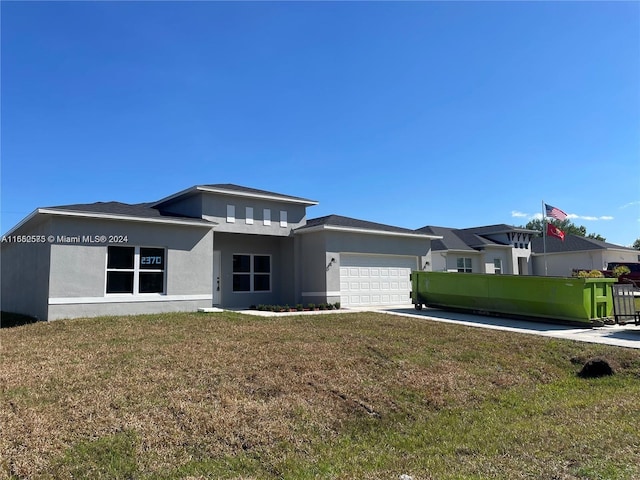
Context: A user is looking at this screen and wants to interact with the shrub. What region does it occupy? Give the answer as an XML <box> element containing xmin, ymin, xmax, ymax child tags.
<box><xmin>573</xmin><ymin>270</ymin><xmax>604</xmax><ymax>278</ymax></box>
<box><xmin>612</xmin><ymin>265</ymin><xmax>631</xmax><ymax>278</ymax></box>
<box><xmin>334</xmin><ymin>302</ymin><xmax>341</xmax><ymax>310</ymax></box>
<box><xmin>307</xmin><ymin>303</ymin><xmax>316</xmax><ymax>310</ymax></box>
<box><xmin>296</xmin><ymin>304</ymin><xmax>304</xmax><ymax>311</ymax></box>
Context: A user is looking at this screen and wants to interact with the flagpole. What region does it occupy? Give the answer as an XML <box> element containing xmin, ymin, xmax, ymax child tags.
<box><xmin>542</xmin><ymin>200</ymin><xmax>548</xmax><ymax>276</ymax></box>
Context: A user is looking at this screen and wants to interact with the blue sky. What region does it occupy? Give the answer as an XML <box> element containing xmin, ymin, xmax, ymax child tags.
<box><xmin>2</xmin><ymin>1</ymin><xmax>639</xmax><ymax>246</ymax></box>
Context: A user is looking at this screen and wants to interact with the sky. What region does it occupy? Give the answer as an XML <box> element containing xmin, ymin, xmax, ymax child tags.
<box><xmin>2</xmin><ymin>1</ymin><xmax>639</xmax><ymax>246</ymax></box>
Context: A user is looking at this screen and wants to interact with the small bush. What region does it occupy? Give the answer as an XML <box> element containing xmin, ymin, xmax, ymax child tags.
<box><xmin>307</xmin><ymin>303</ymin><xmax>316</xmax><ymax>310</ymax></box>
<box><xmin>573</xmin><ymin>270</ymin><xmax>604</xmax><ymax>278</ymax></box>
<box><xmin>334</xmin><ymin>302</ymin><xmax>341</xmax><ymax>310</ymax></box>
<box><xmin>612</xmin><ymin>265</ymin><xmax>631</xmax><ymax>278</ymax></box>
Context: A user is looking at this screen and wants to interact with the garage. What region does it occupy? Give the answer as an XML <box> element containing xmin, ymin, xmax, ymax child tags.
<box><xmin>340</xmin><ymin>254</ymin><xmax>417</xmax><ymax>307</ymax></box>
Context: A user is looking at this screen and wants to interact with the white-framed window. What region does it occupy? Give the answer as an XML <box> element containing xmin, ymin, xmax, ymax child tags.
<box><xmin>457</xmin><ymin>257</ymin><xmax>472</xmax><ymax>273</ymax></box>
<box><xmin>227</xmin><ymin>205</ymin><xmax>235</xmax><ymax>223</ymax></box>
<box><xmin>263</xmin><ymin>208</ymin><xmax>271</xmax><ymax>226</ymax></box>
<box><xmin>106</xmin><ymin>246</ymin><xmax>166</xmax><ymax>294</ymax></box>
<box><xmin>246</xmin><ymin>207</ymin><xmax>254</xmax><ymax>225</ymax></box>
<box><xmin>232</xmin><ymin>254</ymin><xmax>271</xmax><ymax>292</ymax></box>
<box><xmin>280</xmin><ymin>210</ymin><xmax>287</xmax><ymax>228</ymax></box>
<box><xmin>493</xmin><ymin>258</ymin><xmax>502</xmax><ymax>274</ymax></box>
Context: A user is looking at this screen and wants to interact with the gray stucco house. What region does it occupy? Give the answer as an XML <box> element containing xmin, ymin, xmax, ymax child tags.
<box><xmin>416</xmin><ymin>224</ymin><xmax>538</xmax><ymax>275</ymax></box>
<box><xmin>531</xmin><ymin>234</ymin><xmax>639</xmax><ymax>276</ymax></box>
<box><xmin>417</xmin><ymin>223</ymin><xmax>638</xmax><ymax>277</ymax></box>
<box><xmin>1</xmin><ymin>184</ymin><xmax>439</xmax><ymax>320</ymax></box>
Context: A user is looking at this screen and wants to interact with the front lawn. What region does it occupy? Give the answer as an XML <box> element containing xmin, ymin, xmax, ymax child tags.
<box><xmin>1</xmin><ymin>311</ymin><xmax>639</xmax><ymax>479</ymax></box>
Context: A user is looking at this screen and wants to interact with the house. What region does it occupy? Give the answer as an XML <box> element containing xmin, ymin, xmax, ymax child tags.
<box><xmin>531</xmin><ymin>234</ymin><xmax>640</xmax><ymax>276</ymax></box>
<box><xmin>415</xmin><ymin>224</ymin><xmax>538</xmax><ymax>275</ymax></box>
<box><xmin>1</xmin><ymin>184</ymin><xmax>440</xmax><ymax>320</ymax></box>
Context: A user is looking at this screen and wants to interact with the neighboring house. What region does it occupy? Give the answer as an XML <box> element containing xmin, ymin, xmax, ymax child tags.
<box><xmin>1</xmin><ymin>184</ymin><xmax>440</xmax><ymax>320</ymax></box>
<box><xmin>416</xmin><ymin>224</ymin><xmax>537</xmax><ymax>275</ymax></box>
<box><xmin>531</xmin><ymin>235</ymin><xmax>640</xmax><ymax>276</ymax></box>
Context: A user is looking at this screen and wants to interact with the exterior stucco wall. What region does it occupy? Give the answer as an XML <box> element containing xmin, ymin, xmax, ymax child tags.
<box><xmin>482</xmin><ymin>248</ymin><xmax>512</xmax><ymax>274</ymax></box>
<box><xmin>531</xmin><ymin>249</ymin><xmax>639</xmax><ymax>277</ymax></box>
<box><xmin>214</xmin><ymin>232</ymin><xmax>295</xmax><ymax>308</ymax></box>
<box><xmin>296</xmin><ymin>231</ymin><xmax>329</xmax><ymax>304</ymax></box>
<box><xmin>159</xmin><ymin>194</ymin><xmax>203</xmax><ymax>218</ymax></box>
<box><xmin>296</xmin><ymin>229</ymin><xmax>431</xmax><ymax>304</ymax></box>
<box><xmin>437</xmin><ymin>252</ymin><xmax>482</xmax><ymax>273</ymax></box>
<box><xmin>42</xmin><ymin>216</ymin><xmax>213</xmax><ymax>320</ymax></box>
<box><xmin>202</xmin><ymin>193</ymin><xmax>307</xmax><ymax>236</ymax></box>
<box><xmin>0</xmin><ymin>217</ymin><xmax>51</xmax><ymax>320</ymax></box>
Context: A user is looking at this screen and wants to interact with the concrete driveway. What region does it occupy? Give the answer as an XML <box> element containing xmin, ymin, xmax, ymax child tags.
<box><xmin>375</xmin><ymin>306</ymin><xmax>640</xmax><ymax>349</ymax></box>
<box><xmin>232</xmin><ymin>305</ymin><xmax>640</xmax><ymax>349</ymax></box>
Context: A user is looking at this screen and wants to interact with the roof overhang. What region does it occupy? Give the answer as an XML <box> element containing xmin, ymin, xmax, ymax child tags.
<box><xmin>3</xmin><ymin>208</ymin><xmax>216</xmax><ymax>236</ymax></box>
<box><xmin>296</xmin><ymin>224</ymin><xmax>442</xmax><ymax>240</ymax></box>
<box><xmin>152</xmin><ymin>185</ymin><xmax>319</xmax><ymax>207</ymax></box>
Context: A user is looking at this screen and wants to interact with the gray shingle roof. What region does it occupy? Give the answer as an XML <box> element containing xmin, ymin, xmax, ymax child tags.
<box><xmin>460</xmin><ymin>224</ymin><xmax>538</xmax><ymax>236</ymax></box>
<box><xmin>44</xmin><ymin>201</ymin><xmax>213</xmax><ymax>225</ymax></box>
<box><xmin>417</xmin><ymin>225</ymin><xmax>506</xmax><ymax>251</ymax></box>
<box><xmin>298</xmin><ymin>214</ymin><xmax>425</xmax><ymax>235</ymax></box>
<box><xmin>531</xmin><ymin>234</ymin><xmax>635</xmax><ymax>254</ymax></box>
<box><xmin>200</xmin><ymin>184</ymin><xmax>317</xmax><ymax>204</ymax></box>
<box><xmin>417</xmin><ymin>224</ymin><xmax>536</xmax><ymax>252</ymax></box>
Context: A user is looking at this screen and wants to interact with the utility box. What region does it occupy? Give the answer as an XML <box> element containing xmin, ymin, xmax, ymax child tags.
<box><xmin>410</xmin><ymin>272</ymin><xmax>616</xmax><ymax>325</ymax></box>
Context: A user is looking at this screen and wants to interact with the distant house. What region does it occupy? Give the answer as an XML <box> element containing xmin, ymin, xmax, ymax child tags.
<box><xmin>1</xmin><ymin>184</ymin><xmax>440</xmax><ymax>320</ymax></box>
<box><xmin>531</xmin><ymin>235</ymin><xmax>639</xmax><ymax>276</ymax></box>
<box><xmin>416</xmin><ymin>224</ymin><xmax>538</xmax><ymax>275</ymax></box>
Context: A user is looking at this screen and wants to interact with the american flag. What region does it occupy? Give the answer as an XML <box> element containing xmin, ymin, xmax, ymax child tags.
<box><xmin>545</xmin><ymin>203</ymin><xmax>568</xmax><ymax>221</ymax></box>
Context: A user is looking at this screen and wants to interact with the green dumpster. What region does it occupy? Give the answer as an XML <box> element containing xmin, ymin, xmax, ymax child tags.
<box><xmin>410</xmin><ymin>272</ymin><xmax>616</xmax><ymax>325</ymax></box>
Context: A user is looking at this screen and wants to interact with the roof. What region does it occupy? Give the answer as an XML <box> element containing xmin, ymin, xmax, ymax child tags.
<box><xmin>296</xmin><ymin>214</ymin><xmax>440</xmax><ymax>239</ymax></box>
<box><xmin>531</xmin><ymin>234</ymin><xmax>636</xmax><ymax>254</ymax></box>
<box><xmin>417</xmin><ymin>225</ymin><xmax>508</xmax><ymax>252</ymax></box>
<box><xmin>4</xmin><ymin>201</ymin><xmax>215</xmax><ymax>236</ymax></box>
<box><xmin>460</xmin><ymin>224</ymin><xmax>538</xmax><ymax>236</ymax></box>
<box><xmin>416</xmin><ymin>224</ymin><xmax>539</xmax><ymax>252</ymax></box>
<box><xmin>152</xmin><ymin>184</ymin><xmax>318</xmax><ymax>207</ymax></box>
<box><xmin>47</xmin><ymin>201</ymin><xmax>175</xmax><ymax>219</ymax></box>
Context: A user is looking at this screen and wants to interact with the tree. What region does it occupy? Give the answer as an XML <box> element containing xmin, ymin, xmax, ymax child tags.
<box><xmin>523</xmin><ymin>219</ymin><xmax>605</xmax><ymax>241</ymax></box>
<box><xmin>633</xmin><ymin>238</ymin><xmax>640</xmax><ymax>250</ymax></box>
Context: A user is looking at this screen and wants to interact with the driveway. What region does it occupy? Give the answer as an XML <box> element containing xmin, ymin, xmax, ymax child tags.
<box><xmin>232</xmin><ymin>305</ymin><xmax>640</xmax><ymax>349</ymax></box>
<box><xmin>375</xmin><ymin>306</ymin><xmax>640</xmax><ymax>350</ymax></box>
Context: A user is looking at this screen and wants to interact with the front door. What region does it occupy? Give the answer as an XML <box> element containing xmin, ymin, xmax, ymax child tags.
<box><xmin>213</xmin><ymin>250</ymin><xmax>221</xmax><ymax>305</ymax></box>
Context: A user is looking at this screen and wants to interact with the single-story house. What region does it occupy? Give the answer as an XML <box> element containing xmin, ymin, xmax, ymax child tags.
<box><xmin>531</xmin><ymin>235</ymin><xmax>640</xmax><ymax>276</ymax></box>
<box><xmin>1</xmin><ymin>184</ymin><xmax>440</xmax><ymax>320</ymax></box>
<box><xmin>415</xmin><ymin>224</ymin><xmax>538</xmax><ymax>275</ymax></box>
<box><xmin>416</xmin><ymin>224</ymin><xmax>638</xmax><ymax>277</ymax></box>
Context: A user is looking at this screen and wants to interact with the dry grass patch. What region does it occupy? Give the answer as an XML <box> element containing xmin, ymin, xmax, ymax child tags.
<box><xmin>1</xmin><ymin>311</ymin><xmax>639</xmax><ymax>479</ymax></box>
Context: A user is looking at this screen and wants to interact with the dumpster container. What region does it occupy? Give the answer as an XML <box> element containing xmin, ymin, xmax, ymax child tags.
<box><xmin>410</xmin><ymin>271</ymin><xmax>616</xmax><ymax>325</ymax></box>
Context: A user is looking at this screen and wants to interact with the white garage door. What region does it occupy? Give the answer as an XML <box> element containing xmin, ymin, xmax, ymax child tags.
<box><xmin>340</xmin><ymin>254</ymin><xmax>416</xmax><ymax>308</ymax></box>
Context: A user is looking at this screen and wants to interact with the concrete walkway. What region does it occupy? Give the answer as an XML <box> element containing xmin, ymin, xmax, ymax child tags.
<box><xmin>229</xmin><ymin>305</ymin><xmax>640</xmax><ymax>349</ymax></box>
<box><xmin>375</xmin><ymin>306</ymin><xmax>640</xmax><ymax>350</ymax></box>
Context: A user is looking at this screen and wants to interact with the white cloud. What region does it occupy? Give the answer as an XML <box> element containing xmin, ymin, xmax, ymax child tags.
<box><xmin>621</xmin><ymin>200</ymin><xmax>640</xmax><ymax>209</ymax></box>
<box><xmin>511</xmin><ymin>210</ymin><xmax>529</xmax><ymax>218</ymax></box>
<box><xmin>567</xmin><ymin>214</ymin><xmax>614</xmax><ymax>221</ymax></box>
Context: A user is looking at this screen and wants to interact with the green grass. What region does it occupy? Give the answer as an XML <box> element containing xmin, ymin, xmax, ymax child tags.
<box><xmin>1</xmin><ymin>311</ymin><xmax>639</xmax><ymax>479</ymax></box>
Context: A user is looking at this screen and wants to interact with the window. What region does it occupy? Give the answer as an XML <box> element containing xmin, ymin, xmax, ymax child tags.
<box><xmin>457</xmin><ymin>257</ymin><xmax>472</xmax><ymax>273</ymax></box>
<box><xmin>246</xmin><ymin>207</ymin><xmax>254</xmax><ymax>225</ymax></box>
<box><xmin>233</xmin><ymin>254</ymin><xmax>271</xmax><ymax>292</ymax></box>
<box><xmin>280</xmin><ymin>210</ymin><xmax>287</xmax><ymax>228</ymax></box>
<box><xmin>493</xmin><ymin>258</ymin><xmax>502</xmax><ymax>274</ymax></box>
<box><xmin>106</xmin><ymin>246</ymin><xmax>165</xmax><ymax>294</ymax></box>
<box><xmin>263</xmin><ymin>208</ymin><xmax>271</xmax><ymax>226</ymax></box>
<box><xmin>227</xmin><ymin>205</ymin><xmax>235</xmax><ymax>223</ymax></box>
